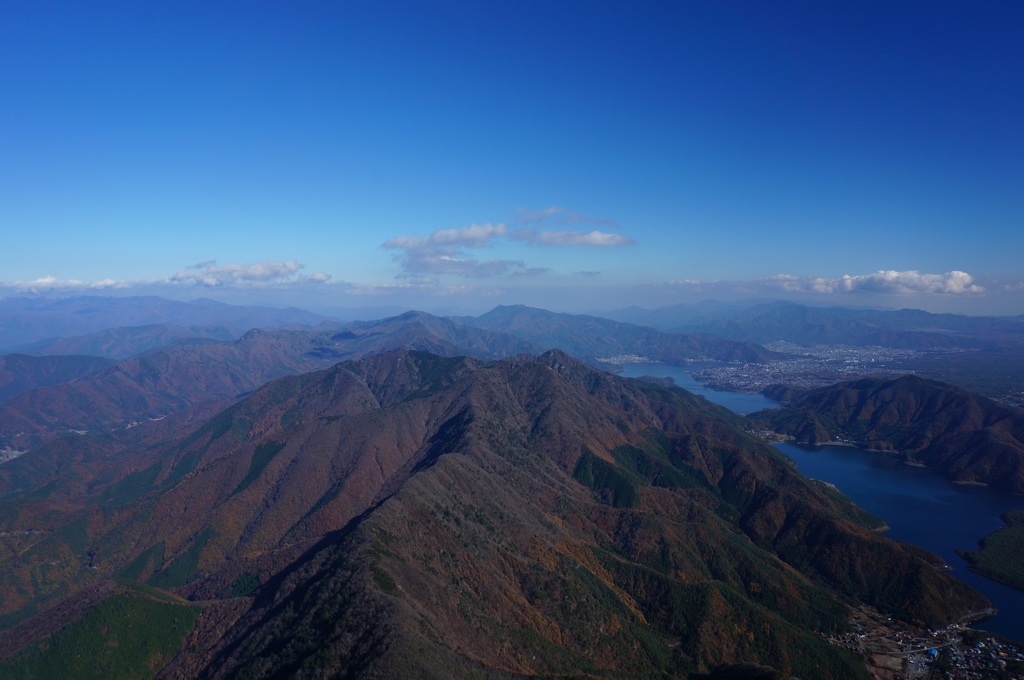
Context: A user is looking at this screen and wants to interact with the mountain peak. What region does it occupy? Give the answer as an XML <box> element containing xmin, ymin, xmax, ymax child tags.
<box><xmin>0</xmin><ymin>349</ymin><xmax>990</xmax><ymax>678</ymax></box>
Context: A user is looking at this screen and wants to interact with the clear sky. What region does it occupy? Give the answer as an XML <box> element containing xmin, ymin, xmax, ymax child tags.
<box><xmin>2</xmin><ymin>1</ymin><xmax>1022</xmax><ymax>316</ymax></box>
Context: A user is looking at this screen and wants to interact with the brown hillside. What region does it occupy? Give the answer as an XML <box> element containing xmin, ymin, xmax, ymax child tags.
<box><xmin>0</xmin><ymin>351</ymin><xmax>988</xmax><ymax>678</ymax></box>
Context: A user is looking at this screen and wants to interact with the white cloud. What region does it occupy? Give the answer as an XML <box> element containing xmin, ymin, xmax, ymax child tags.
<box><xmin>383</xmin><ymin>223</ymin><xmax>533</xmax><ymax>279</ymax></box>
<box><xmin>381</xmin><ymin>223</ymin><xmax>507</xmax><ymax>251</ymax></box>
<box><xmin>0</xmin><ymin>260</ymin><xmax>337</xmax><ymax>295</ymax></box>
<box><xmin>3</xmin><ymin>275</ymin><xmax>130</xmax><ymax>293</ymax></box>
<box><xmin>381</xmin><ymin>214</ymin><xmax>634</xmax><ymax>280</ymax></box>
<box><xmin>516</xmin><ymin>206</ymin><xmax>562</xmax><ymax>222</ymax></box>
<box><xmin>769</xmin><ymin>274</ymin><xmax>840</xmax><ymax>294</ymax></box>
<box><xmin>512</xmin><ymin>229</ymin><xmax>634</xmax><ymax>247</ymax></box>
<box><xmin>512</xmin><ymin>267</ymin><xmax>550</xmax><ymax>277</ymax></box>
<box><xmin>171</xmin><ymin>259</ymin><xmax>306</xmax><ymax>286</ymax></box>
<box><xmin>166</xmin><ymin>260</ymin><xmax>331</xmax><ymax>288</ymax></box>
<box><xmin>767</xmin><ymin>270</ymin><xmax>986</xmax><ymax>295</ymax></box>
<box><xmin>515</xmin><ymin>205</ymin><xmax>619</xmax><ymax>229</ymax></box>
<box><xmin>345</xmin><ymin>281</ymin><xmax>429</xmax><ymax>296</ymax></box>
<box><xmin>394</xmin><ymin>253</ymin><xmax>526</xmax><ymax>279</ymax></box>
<box><xmin>1</xmin><ymin>260</ymin><xmax>337</xmax><ymax>296</ymax></box>
<box><xmin>343</xmin><ymin>281</ymin><xmax>488</xmax><ymax>298</ymax></box>
<box><xmin>430</xmin><ymin>223</ymin><xmax>508</xmax><ymax>246</ymax></box>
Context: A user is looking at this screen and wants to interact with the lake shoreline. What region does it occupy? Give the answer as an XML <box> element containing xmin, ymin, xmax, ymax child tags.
<box><xmin>614</xmin><ymin>363</ymin><xmax>1024</xmax><ymax>643</ymax></box>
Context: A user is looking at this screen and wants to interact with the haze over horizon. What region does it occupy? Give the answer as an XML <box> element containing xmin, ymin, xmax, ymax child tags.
<box><xmin>2</xmin><ymin>2</ymin><xmax>1022</xmax><ymax>316</ymax></box>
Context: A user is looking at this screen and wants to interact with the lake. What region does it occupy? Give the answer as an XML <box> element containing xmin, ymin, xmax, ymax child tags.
<box><xmin>778</xmin><ymin>442</ymin><xmax>1024</xmax><ymax>641</ymax></box>
<box><xmin>616</xmin><ymin>362</ymin><xmax>778</xmax><ymax>414</ymax></box>
<box><xmin>619</xmin><ymin>362</ymin><xmax>1024</xmax><ymax>641</ymax></box>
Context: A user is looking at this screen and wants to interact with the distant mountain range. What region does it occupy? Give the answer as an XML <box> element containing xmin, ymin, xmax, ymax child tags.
<box><xmin>0</xmin><ymin>306</ymin><xmax>778</xmax><ymax>450</ymax></box>
<box><xmin>0</xmin><ymin>354</ymin><xmax>114</xmax><ymax>405</ymax></box>
<box><xmin>0</xmin><ymin>296</ymin><xmax>331</xmax><ymax>353</ymax></box>
<box><xmin>0</xmin><ymin>350</ymin><xmax>984</xmax><ymax>678</ymax></box>
<box><xmin>753</xmin><ymin>375</ymin><xmax>1024</xmax><ymax>492</ymax></box>
<box><xmin>8</xmin><ymin>296</ymin><xmax>1023</xmax><ymax>356</ymax></box>
<box><xmin>606</xmin><ymin>300</ymin><xmax>1024</xmax><ymax>349</ymax></box>
<box><xmin>17</xmin><ymin>324</ymin><xmax>238</xmax><ymax>360</ymax></box>
<box><xmin>455</xmin><ymin>304</ymin><xmax>776</xmax><ymax>363</ymax></box>
<box><xmin>606</xmin><ymin>300</ymin><xmax>1024</xmax><ymax>404</ymax></box>
<box><xmin>0</xmin><ymin>312</ymin><xmax>535</xmax><ymax>451</ymax></box>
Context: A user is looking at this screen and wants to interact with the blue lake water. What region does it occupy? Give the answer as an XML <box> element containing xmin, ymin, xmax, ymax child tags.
<box><xmin>778</xmin><ymin>442</ymin><xmax>1024</xmax><ymax>641</ymax></box>
<box><xmin>617</xmin><ymin>363</ymin><xmax>778</xmax><ymax>414</ymax></box>
<box><xmin>619</xmin><ymin>363</ymin><xmax>1024</xmax><ymax>641</ymax></box>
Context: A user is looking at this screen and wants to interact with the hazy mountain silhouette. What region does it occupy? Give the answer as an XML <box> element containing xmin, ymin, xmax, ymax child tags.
<box><xmin>457</xmin><ymin>304</ymin><xmax>777</xmax><ymax>363</ymax></box>
<box><xmin>17</xmin><ymin>324</ymin><xmax>238</xmax><ymax>360</ymax></box>
<box><xmin>608</xmin><ymin>300</ymin><xmax>1024</xmax><ymax>349</ymax></box>
<box><xmin>0</xmin><ymin>296</ymin><xmax>330</xmax><ymax>352</ymax></box>
<box><xmin>0</xmin><ymin>354</ymin><xmax>114</xmax><ymax>404</ymax></box>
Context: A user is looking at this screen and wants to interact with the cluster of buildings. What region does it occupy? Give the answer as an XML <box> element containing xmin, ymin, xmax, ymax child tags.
<box><xmin>933</xmin><ymin>636</ymin><xmax>1024</xmax><ymax>678</ymax></box>
<box><xmin>823</xmin><ymin>606</ymin><xmax>1023</xmax><ymax>679</ymax></box>
<box><xmin>692</xmin><ymin>343</ymin><xmax>925</xmax><ymax>392</ymax></box>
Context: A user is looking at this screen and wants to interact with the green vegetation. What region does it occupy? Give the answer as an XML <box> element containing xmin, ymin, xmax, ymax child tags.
<box><xmin>231</xmin><ymin>440</ymin><xmax>285</xmax><ymax>496</ymax></box>
<box><xmin>371</xmin><ymin>564</ymin><xmax>396</xmax><ymax>593</ymax></box>
<box><xmin>958</xmin><ymin>510</ymin><xmax>1024</xmax><ymax>591</ymax></box>
<box><xmin>0</xmin><ymin>584</ymin><xmax>201</xmax><ymax>679</ymax></box>
<box><xmin>573</xmin><ymin>451</ymin><xmax>637</xmax><ymax>508</ymax></box>
<box><xmin>572</xmin><ymin>436</ymin><xmax>712</xmax><ymax>508</ymax></box>
<box><xmin>101</xmin><ymin>413</ymin><xmax>241</xmax><ymax>506</ymax></box>
<box><xmin>147</xmin><ymin>527</ymin><xmax>216</xmax><ymax>589</ymax></box>
<box><xmin>302</xmin><ymin>483</ymin><xmax>344</xmax><ymax>520</ymax></box>
<box><xmin>600</xmin><ymin>555</ymin><xmax>867</xmax><ymax>679</ymax></box>
<box><xmin>101</xmin><ymin>462</ymin><xmax>162</xmax><ymax>505</ymax></box>
<box><xmin>226</xmin><ymin>572</ymin><xmax>261</xmax><ymax>597</ymax></box>
<box><xmin>52</xmin><ymin>515</ymin><xmax>91</xmax><ymax>555</ymax></box>
<box><xmin>612</xmin><ymin>444</ymin><xmax>700</xmax><ymax>490</ymax></box>
<box><xmin>117</xmin><ymin>542</ymin><xmax>165</xmax><ymax>581</ymax></box>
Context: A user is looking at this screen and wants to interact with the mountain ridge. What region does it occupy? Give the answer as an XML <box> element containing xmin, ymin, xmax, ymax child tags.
<box><xmin>16</xmin><ymin>323</ymin><xmax>239</xmax><ymax>360</ymax></box>
<box><xmin>0</xmin><ymin>313</ymin><xmax>535</xmax><ymax>452</ymax></box>
<box><xmin>0</xmin><ymin>354</ymin><xmax>115</xmax><ymax>405</ymax></box>
<box><xmin>605</xmin><ymin>300</ymin><xmax>1024</xmax><ymax>349</ymax></box>
<box><xmin>0</xmin><ymin>350</ymin><xmax>987</xmax><ymax>678</ymax></box>
<box><xmin>0</xmin><ymin>296</ymin><xmax>332</xmax><ymax>352</ymax></box>
<box><xmin>456</xmin><ymin>304</ymin><xmax>777</xmax><ymax>363</ymax></box>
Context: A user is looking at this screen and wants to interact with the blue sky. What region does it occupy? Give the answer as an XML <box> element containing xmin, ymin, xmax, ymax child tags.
<box><xmin>2</xmin><ymin>1</ymin><xmax>1022</xmax><ymax>316</ymax></box>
